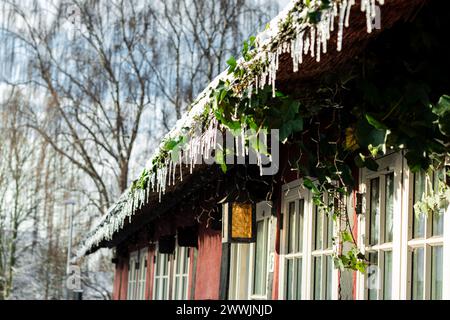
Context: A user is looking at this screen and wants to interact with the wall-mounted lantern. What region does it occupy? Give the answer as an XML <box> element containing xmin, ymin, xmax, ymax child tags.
<box><xmin>221</xmin><ymin>202</ymin><xmax>256</xmax><ymax>243</ymax></box>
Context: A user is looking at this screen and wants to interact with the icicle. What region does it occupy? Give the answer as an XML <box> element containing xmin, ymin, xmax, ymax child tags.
<box><xmin>173</xmin><ymin>160</ymin><xmax>176</xmax><ymax>185</ymax></box>
<box><xmin>345</xmin><ymin>0</ymin><xmax>354</xmax><ymax>27</ymax></box>
<box><xmin>179</xmin><ymin>157</ymin><xmax>183</xmax><ymax>182</ymax></box>
<box><xmin>330</xmin><ymin>2</ymin><xmax>337</xmax><ymax>32</ymax></box>
<box><xmin>316</xmin><ymin>24</ymin><xmax>322</xmax><ymax>62</ymax></box>
<box><xmin>168</xmin><ymin>159</ymin><xmax>172</xmax><ymax>186</ymax></box>
<box><xmin>337</xmin><ymin>0</ymin><xmax>347</xmax><ymax>51</ymax></box>
<box><xmin>303</xmin><ymin>32</ymin><xmax>310</xmax><ymax>57</ymax></box>
<box><xmin>371</xmin><ymin>0</ymin><xmax>376</xmax><ymax>19</ymax></box>
<box><xmin>361</xmin><ymin>0</ymin><xmax>374</xmax><ymax>33</ymax></box>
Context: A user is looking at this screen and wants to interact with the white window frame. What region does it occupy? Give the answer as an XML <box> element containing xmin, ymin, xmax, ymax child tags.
<box><xmin>279</xmin><ymin>179</ymin><xmax>339</xmax><ymax>300</ymax></box>
<box><xmin>127</xmin><ymin>252</ymin><xmax>138</xmax><ymax>300</ymax></box>
<box><xmin>172</xmin><ymin>245</ymin><xmax>190</xmax><ymax>300</ymax></box>
<box><xmin>248</xmin><ymin>201</ymin><xmax>275</xmax><ymax>300</ymax></box>
<box><xmin>357</xmin><ymin>153</ymin><xmax>402</xmax><ymax>300</ymax></box>
<box><xmin>356</xmin><ymin>152</ymin><xmax>450</xmax><ymax>300</ymax></box>
<box><xmin>228</xmin><ymin>243</ymin><xmax>251</xmax><ymax>300</ymax></box>
<box><xmin>153</xmin><ymin>248</ymin><xmax>170</xmax><ymax>300</ymax></box>
<box><xmin>310</xmin><ymin>193</ymin><xmax>339</xmax><ymax>300</ymax></box>
<box><xmin>405</xmin><ymin>168</ymin><xmax>447</xmax><ymax>300</ymax></box>
<box><xmin>136</xmin><ymin>248</ymin><xmax>148</xmax><ymax>300</ymax></box>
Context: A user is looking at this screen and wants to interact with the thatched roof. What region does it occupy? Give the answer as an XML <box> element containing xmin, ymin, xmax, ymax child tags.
<box><xmin>77</xmin><ymin>0</ymin><xmax>428</xmax><ymax>259</ymax></box>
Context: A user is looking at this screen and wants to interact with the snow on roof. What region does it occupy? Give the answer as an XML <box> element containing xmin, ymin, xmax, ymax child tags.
<box><xmin>77</xmin><ymin>0</ymin><xmax>386</xmax><ymax>258</ymax></box>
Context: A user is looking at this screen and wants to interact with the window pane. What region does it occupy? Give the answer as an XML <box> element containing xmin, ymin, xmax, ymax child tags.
<box><xmin>432</xmin><ymin>170</ymin><xmax>445</xmax><ymax>236</ymax></box>
<box><xmin>431</xmin><ymin>246</ymin><xmax>443</xmax><ymax>300</ymax></box>
<box><xmin>163</xmin><ymin>254</ymin><xmax>169</xmax><ymax>275</ymax></box>
<box><xmin>176</xmin><ymin>247</ymin><xmax>181</xmax><ymax>273</ymax></box>
<box><xmin>314</xmin><ymin>207</ymin><xmax>323</xmax><ymax>250</ymax></box>
<box><xmin>154</xmin><ymin>278</ymin><xmax>159</xmax><ymax>299</ymax></box>
<box><xmin>286</xmin><ymin>259</ymin><xmax>294</xmax><ymax>300</ymax></box>
<box><xmin>182</xmin><ymin>276</ymin><xmax>188</xmax><ymax>299</ymax></box>
<box><xmin>369</xmin><ymin>178</ymin><xmax>380</xmax><ymax>245</ymax></box>
<box><xmin>163</xmin><ymin>278</ymin><xmax>168</xmax><ymax>300</ymax></box>
<box><xmin>385</xmin><ymin>173</ymin><xmax>394</xmax><ymax>242</ymax></box>
<box><xmin>155</xmin><ymin>255</ymin><xmax>160</xmax><ymax>275</ymax></box>
<box><xmin>184</xmin><ymin>248</ymin><xmax>189</xmax><ymax>273</ymax></box>
<box><xmin>287</xmin><ymin>202</ymin><xmax>296</xmax><ymax>254</ymax></box>
<box><xmin>411</xmin><ymin>247</ymin><xmax>424</xmax><ymax>300</ymax></box>
<box><xmin>174</xmin><ymin>276</ymin><xmax>179</xmax><ymax>300</ymax></box>
<box><xmin>286</xmin><ymin>258</ymin><xmax>302</xmax><ymax>300</ymax></box>
<box><xmin>297</xmin><ymin>200</ymin><xmax>304</xmax><ymax>253</ymax></box>
<box><xmin>313</xmin><ymin>256</ymin><xmax>322</xmax><ymax>300</ymax></box>
<box><xmin>413</xmin><ymin>172</ymin><xmax>426</xmax><ymax>239</ymax></box>
<box><xmin>253</xmin><ymin>220</ymin><xmax>268</xmax><ymax>296</ymax></box>
<box><xmin>367</xmin><ymin>252</ymin><xmax>378</xmax><ymax>300</ymax></box>
<box><xmin>327</xmin><ymin>210</ymin><xmax>334</xmax><ymax>249</ymax></box>
<box><xmin>296</xmin><ymin>258</ymin><xmax>302</xmax><ymax>300</ymax></box>
<box><xmin>325</xmin><ymin>255</ymin><xmax>333</xmax><ymax>300</ymax></box>
<box><xmin>383</xmin><ymin>251</ymin><xmax>392</xmax><ymax>300</ymax></box>
<box><xmin>432</xmin><ymin>211</ymin><xmax>444</xmax><ymax>237</ymax></box>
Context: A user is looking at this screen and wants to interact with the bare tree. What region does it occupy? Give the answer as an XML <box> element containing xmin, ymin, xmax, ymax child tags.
<box><xmin>0</xmin><ymin>89</ymin><xmax>37</xmax><ymax>298</ymax></box>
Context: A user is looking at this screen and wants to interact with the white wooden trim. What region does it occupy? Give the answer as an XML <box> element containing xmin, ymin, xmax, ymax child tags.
<box><xmin>358</xmin><ymin>152</ymin><xmax>402</xmax><ymax>300</ymax></box>
<box><xmin>279</xmin><ymin>179</ymin><xmax>339</xmax><ymax>300</ymax></box>
<box><xmin>359</xmin><ymin>152</ymin><xmax>448</xmax><ymax>300</ymax></box>
<box><xmin>171</xmin><ymin>245</ymin><xmax>190</xmax><ymax>300</ymax></box>
<box><xmin>248</xmin><ymin>201</ymin><xmax>274</xmax><ymax>300</ymax></box>
<box><xmin>399</xmin><ymin>155</ymin><xmax>410</xmax><ymax>299</ymax></box>
<box><xmin>442</xmin><ymin>198</ymin><xmax>450</xmax><ymax>299</ymax></box>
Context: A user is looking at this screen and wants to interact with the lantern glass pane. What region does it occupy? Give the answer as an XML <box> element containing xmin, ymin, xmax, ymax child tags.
<box><xmin>231</xmin><ymin>203</ymin><xmax>253</xmax><ymax>239</ymax></box>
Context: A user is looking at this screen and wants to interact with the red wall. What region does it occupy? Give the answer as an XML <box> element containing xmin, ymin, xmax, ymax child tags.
<box><xmin>112</xmin><ymin>260</ymin><xmax>122</xmax><ymax>300</ymax></box>
<box><xmin>194</xmin><ymin>224</ymin><xmax>222</xmax><ymax>300</ymax></box>
<box><xmin>112</xmin><ymin>258</ymin><xmax>128</xmax><ymax>300</ymax></box>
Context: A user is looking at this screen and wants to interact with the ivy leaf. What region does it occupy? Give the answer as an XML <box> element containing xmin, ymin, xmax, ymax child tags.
<box><xmin>345</xmin><ymin>127</ymin><xmax>359</xmax><ymax>151</ymax></box>
<box><xmin>303</xmin><ymin>178</ymin><xmax>319</xmax><ymax>193</ymax></box>
<box><xmin>341</xmin><ymin>230</ymin><xmax>353</xmax><ymax>243</ymax></box>
<box><xmin>432</xmin><ymin>95</ymin><xmax>450</xmax><ymax>117</ymax></box>
<box><xmin>290</xmin><ymin>118</ymin><xmax>304</xmax><ymax>132</ymax></box>
<box><xmin>354</xmin><ymin>153</ymin><xmax>379</xmax><ymax>171</ymax></box>
<box><xmin>355</xmin><ymin>117</ymin><xmax>388</xmax><ymax>153</ymax></box>
<box><xmin>333</xmin><ymin>256</ymin><xmax>345</xmax><ymax>271</ymax></box>
<box><xmin>365</xmin><ymin>114</ymin><xmax>388</xmax><ymax>130</ymax></box>
<box><xmin>438</xmin><ymin>112</ymin><xmax>450</xmax><ymax>136</ymax></box>
<box><xmin>432</xmin><ymin>95</ymin><xmax>450</xmax><ymax>136</ymax></box>
<box><xmin>279</xmin><ymin>123</ymin><xmax>292</xmax><ymax>143</ymax></box>
<box><xmin>215</xmin><ymin>150</ymin><xmax>227</xmax><ymax>173</ymax></box>
<box><xmin>365</xmin><ymin>157</ymin><xmax>379</xmax><ymax>171</ymax></box>
<box><xmin>405</xmin><ymin>150</ymin><xmax>430</xmax><ymax>172</ymax></box>
<box><xmin>354</xmin><ymin>154</ymin><xmax>365</xmax><ymax>168</ymax></box>
<box><xmin>226</xmin><ymin>56</ymin><xmax>237</xmax><ymax>74</ymax></box>
<box><xmin>355</xmin><ymin>260</ymin><xmax>367</xmax><ymax>273</ymax></box>
<box><xmin>163</xmin><ymin>137</ymin><xmax>182</xmax><ymax>151</ymax></box>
